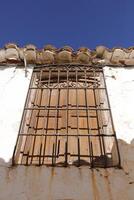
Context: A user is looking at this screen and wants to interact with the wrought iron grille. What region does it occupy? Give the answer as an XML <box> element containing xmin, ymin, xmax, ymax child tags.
<box><xmin>12</xmin><ymin>64</ymin><xmax>120</xmax><ymax>167</ymax></box>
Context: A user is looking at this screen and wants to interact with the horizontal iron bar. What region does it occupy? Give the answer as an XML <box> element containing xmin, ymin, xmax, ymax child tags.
<box><xmin>18</xmin><ymin>133</ymin><xmax>115</xmax><ymax>137</ymax></box>
<box><xmin>24</xmin><ymin>107</ymin><xmax>110</xmax><ymax>111</ymax></box>
<box><xmin>29</xmin><ymin>87</ymin><xmax>106</xmax><ymax>90</ymax></box>
<box><xmin>31</xmin><ymin>104</ymin><xmax>104</xmax><ymax>108</ymax></box>
<box><xmin>26</xmin><ymin>127</ymin><xmax>107</xmax><ymax>131</ymax></box>
<box><xmin>36</xmin><ymin>115</ymin><xmax>97</xmax><ymax>118</ymax></box>
<box><xmin>33</xmin><ymin>64</ymin><xmax>103</xmax><ymax>69</ymax></box>
<box><xmin>21</xmin><ymin>153</ymin><xmax>103</xmax><ymax>158</ymax></box>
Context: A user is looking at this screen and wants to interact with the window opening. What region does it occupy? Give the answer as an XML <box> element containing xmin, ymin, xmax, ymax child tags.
<box><xmin>13</xmin><ymin>64</ymin><xmax>120</xmax><ymax>167</ymax></box>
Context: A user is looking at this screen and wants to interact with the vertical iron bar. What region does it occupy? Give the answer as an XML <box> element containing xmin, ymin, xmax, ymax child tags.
<box><xmin>52</xmin><ymin>143</ymin><xmax>55</xmax><ymax>166</ymax></box>
<box><xmin>30</xmin><ymin>70</ymin><xmax>43</xmax><ymax>164</ymax></box>
<box><xmin>26</xmin><ymin>151</ymin><xmax>29</xmax><ymax>166</ymax></box>
<box><xmin>22</xmin><ymin>85</ymin><xmax>39</xmax><ymax>164</ymax></box>
<box><xmin>65</xmin><ymin>68</ymin><xmax>69</xmax><ymax>165</ymax></box>
<box><xmin>42</xmin><ymin>68</ymin><xmax>52</xmax><ymax>164</ymax></box>
<box><xmin>57</xmin><ymin>140</ymin><xmax>60</xmax><ymax>157</ymax></box>
<box><xmin>95</xmin><ymin>74</ymin><xmax>106</xmax><ymax>156</ymax></box>
<box><xmin>12</xmin><ymin>69</ymin><xmax>34</xmax><ymax>165</ymax></box>
<box><xmin>39</xmin><ymin>143</ymin><xmax>42</xmax><ymax>166</ymax></box>
<box><xmin>84</xmin><ymin>68</ymin><xmax>92</xmax><ymax>165</ymax></box>
<box><xmin>64</xmin><ymin>141</ymin><xmax>68</xmax><ymax>167</ymax></box>
<box><xmin>92</xmin><ymin>68</ymin><xmax>103</xmax><ymax>156</ymax></box>
<box><xmin>77</xmin><ymin>138</ymin><xmax>80</xmax><ymax>166</ymax></box>
<box><xmin>21</xmin><ymin>71</ymin><xmax>39</xmax><ymax>164</ymax></box>
<box><xmin>90</xmin><ymin>142</ymin><xmax>94</xmax><ymax>168</ymax></box>
<box><xmin>102</xmin><ymin>69</ymin><xmax>121</xmax><ymax>167</ymax></box>
<box><xmin>95</xmin><ymin>74</ymin><xmax>108</xmax><ymax>166</ymax></box>
<box><xmin>54</xmin><ymin>68</ymin><xmax>60</xmax><ymax>163</ymax></box>
<box><xmin>76</xmin><ymin>68</ymin><xmax>80</xmax><ymax>164</ymax></box>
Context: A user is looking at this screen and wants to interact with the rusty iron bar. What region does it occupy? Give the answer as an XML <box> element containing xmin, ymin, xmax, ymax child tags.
<box><xmin>21</xmin><ymin>153</ymin><xmax>112</xmax><ymax>159</ymax></box>
<box><xmin>39</xmin><ymin>143</ymin><xmax>42</xmax><ymax>166</ymax></box>
<box><xmin>90</xmin><ymin>142</ymin><xmax>94</xmax><ymax>168</ymax></box>
<box><xmin>57</xmin><ymin>140</ymin><xmax>60</xmax><ymax>157</ymax></box>
<box><xmin>52</xmin><ymin>143</ymin><xmax>55</xmax><ymax>166</ymax></box>
<box><xmin>64</xmin><ymin>141</ymin><xmax>68</xmax><ymax>167</ymax></box>
<box><xmin>12</xmin><ymin>71</ymin><xmax>35</xmax><ymax>165</ymax></box>
<box><xmin>26</xmin><ymin>151</ymin><xmax>29</xmax><ymax>166</ymax></box>
<box><xmin>29</xmin><ymin>87</ymin><xmax>107</xmax><ymax>90</ymax></box>
<box><xmin>102</xmin><ymin>69</ymin><xmax>121</xmax><ymax>167</ymax></box>
<box><xmin>64</xmin><ymin>69</ymin><xmax>69</xmax><ymax>167</ymax></box>
<box><xmin>77</xmin><ymin>138</ymin><xmax>80</xmax><ymax>166</ymax></box>
<box><xmin>18</xmin><ymin>133</ymin><xmax>115</xmax><ymax>137</ymax></box>
<box><xmin>76</xmin><ymin>68</ymin><xmax>80</xmax><ymax>166</ymax></box>
<box><xmin>24</xmin><ymin>107</ymin><xmax>110</xmax><ymax>111</ymax></box>
<box><xmin>54</xmin><ymin>68</ymin><xmax>61</xmax><ymax>164</ymax></box>
<box><xmin>92</xmin><ymin>68</ymin><xmax>104</xmax><ymax>156</ymax></box>
<box><xmin>22</xmin><ymin>85</ymin><xmax>39</xmax><ymax>165</ymax></box>
<box><xmin>42</xmin><ymin>69</ymin><xmax>52</xmax><ymax>164</ymax></box>
<box><xmin>30</xmin><ymin>70</ymin><xmax>43</xmax><ymax>164</ymax></box>
<box><xmin>84</xmin><ymin>68</ymin><xmax>92</xmax><ymax>164</ymax></box>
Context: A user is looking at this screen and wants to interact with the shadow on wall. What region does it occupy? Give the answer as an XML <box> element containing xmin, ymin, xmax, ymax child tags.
<box><xmin>0</xmin><ymin>158</ymin><xmax>12</xmax><ymax>167</ymax></box>
<box><xmin>0</xmin><ymin>139</ymin><xmax>133</xmax><ymax>171</ymax></box>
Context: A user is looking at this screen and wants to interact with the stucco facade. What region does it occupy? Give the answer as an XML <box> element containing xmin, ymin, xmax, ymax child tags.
<box><xmin>0</xmin><ymin>44</ymin><xmax>134</xmax><ymax>200</ymax></box>
<box><xmin>0</xmin><ymin>140</ymin><xmax>133</xmax><ymax>200</ymax></box>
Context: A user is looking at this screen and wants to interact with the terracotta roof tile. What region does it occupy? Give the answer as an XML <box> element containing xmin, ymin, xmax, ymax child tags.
<box><xmin>0</xmin><ymin>43</ymin><xmax>134</xmax><ymax>66</ymax></box>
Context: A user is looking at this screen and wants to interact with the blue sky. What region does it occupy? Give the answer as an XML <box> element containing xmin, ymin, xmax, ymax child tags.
<box><xmin>0</xmin><ymin>0</ymin><xmax>134</xmax><ymax>49</ymax></box>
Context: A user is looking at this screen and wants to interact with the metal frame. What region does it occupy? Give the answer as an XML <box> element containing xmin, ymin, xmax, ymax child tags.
<box><xmin>12</xmin><ymin>64</ymin><xmax>120</xmax><ymax>168</ymax></box>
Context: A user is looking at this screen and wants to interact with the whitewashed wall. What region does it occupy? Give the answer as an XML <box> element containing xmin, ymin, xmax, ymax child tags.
<box><xmin>0</xmin><ymin>139</ymin><xmax>133</xmax><ymax>200</ymax></box>
<box><xmin>0</xmin><ymin>66</ymin><xmax>33</xmax><ymax>162</ymax></box>
<box><xmin>104</xmin><ymin>67</ymin><xmax>134</xmax><ymax>144</ymax></box>
<box><xmin>0</xmin><ymin>66</ymin><xmax>133</xmax><ymax>200</ymax></box>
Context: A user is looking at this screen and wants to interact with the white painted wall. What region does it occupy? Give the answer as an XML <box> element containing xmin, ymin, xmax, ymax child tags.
<box><xmin>0</xmin><ymin>140</ymin><xmax>133</xmax><ymax>200</ymax></box>
<box><xmin>0</xmin><ymin>66</ymin><xmax>133</xmax><ymax>200</ymax></box>
<box><xmin>0</xmin><ymin>66</ymin><xmax>134</xmax><ymax>161</ymax></box>
<box><xmin>104</xmin><ymin>67</ymin><xmax>134</xmax><ymax>143</ymax></box>
<box><xmin>0</xmin><ymin>66</ymin><xmax>33</xmax><ymax>162</ymax></box>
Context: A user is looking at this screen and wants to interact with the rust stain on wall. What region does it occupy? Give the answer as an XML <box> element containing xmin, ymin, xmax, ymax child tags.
<box><xmin>103</xmin><ymin>170</ymin><xmax>113</xmax><ymax>200</ymax></box>
<box><xmin>91</xmin><ymin>170</ymin><xmax>100</xmax><ymax>200</ymax></box>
